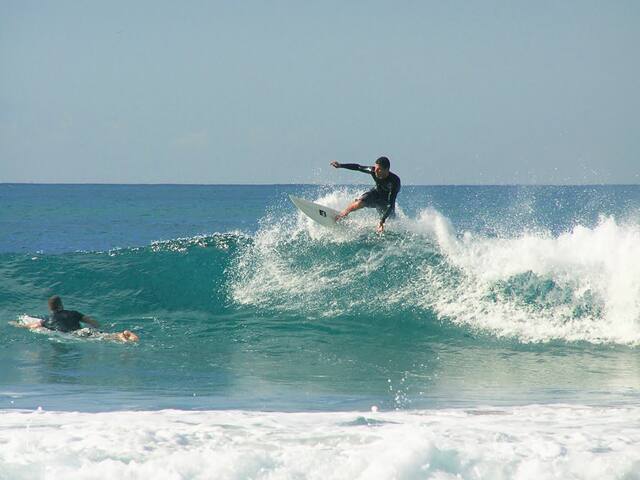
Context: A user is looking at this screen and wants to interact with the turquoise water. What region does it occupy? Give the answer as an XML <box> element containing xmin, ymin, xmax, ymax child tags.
<box><xmin>2</xmin><ymin>184</ymin><xmax>640</xmax><ymax>412</ymax></box>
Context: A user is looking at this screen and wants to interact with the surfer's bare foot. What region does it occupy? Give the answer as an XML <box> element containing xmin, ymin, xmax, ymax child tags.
<box><xmin>117</xmin><ymin>330</ymin><xmax>139</xmax><ymax>342</ymax></box>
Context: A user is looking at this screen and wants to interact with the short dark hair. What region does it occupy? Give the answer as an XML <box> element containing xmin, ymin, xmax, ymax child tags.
<box><xmin>48</xmin><ymin>295</ymin><xmax>63</xmax><ymax>311</ymax></box>
<box><xmin>375</xmin><ymin>156</ymin><xmax>390</xmax><ymax>170</ymax></box>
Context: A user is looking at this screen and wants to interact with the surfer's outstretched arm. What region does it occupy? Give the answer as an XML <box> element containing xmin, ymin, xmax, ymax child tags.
<box><xmin>100</xmin><ymin>330</ymin><xmax>139</xmax><ymax>343</ymax></box>
<box><xmin>78</xmin><ymin>315</ymin><xmax>138</xmax><ymax>342</ymax></box>
<box><xmin>330</xmin><ymin>161</ymin><xmax>372</xmax><ymax>174</ymax></box>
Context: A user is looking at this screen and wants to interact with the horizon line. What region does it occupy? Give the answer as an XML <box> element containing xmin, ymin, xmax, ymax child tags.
<box><xmin>2</xmin><ymin>182</ymin><xmax>640</xmax><ymax>188</ymax></box>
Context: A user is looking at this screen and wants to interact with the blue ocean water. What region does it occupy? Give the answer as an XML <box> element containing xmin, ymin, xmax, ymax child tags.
<box><xmin>2</xmin><ymin>184</ymin><xmax>640</xmax><ymax>479</ymax></box>
<box><xmin>2</xmin><ymin>183</ymin><xmax>639</xmax><ymax>412</ymax></box>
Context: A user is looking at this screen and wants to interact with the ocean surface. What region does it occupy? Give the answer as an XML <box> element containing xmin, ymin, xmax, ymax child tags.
<box><xmin>1</xmin><ymin>183</ymin><xmax>640</xmax><ymax>479</ymax></box>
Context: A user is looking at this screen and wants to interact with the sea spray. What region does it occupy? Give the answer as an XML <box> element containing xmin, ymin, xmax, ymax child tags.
<box><xmin>229</xmin><ymin>190</ymin><xmax>640</xmax><ymax>344</ymax></box>
<box><xmin>418</xmin><ymin>212</ymin><xmax>640</xmax><ymax>343</ymax></box>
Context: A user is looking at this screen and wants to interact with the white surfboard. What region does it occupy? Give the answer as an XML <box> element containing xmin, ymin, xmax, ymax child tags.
<box><xmin>289</xmin><ymin>195</ymin><xmax>342</xmax><ymax>228</ymax></box>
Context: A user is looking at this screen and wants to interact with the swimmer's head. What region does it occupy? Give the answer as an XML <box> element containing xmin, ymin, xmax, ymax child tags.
<box><xmin>48</xmin><ymin>295</ymin><xmax>63</xmax><ymax>312</ymax></box>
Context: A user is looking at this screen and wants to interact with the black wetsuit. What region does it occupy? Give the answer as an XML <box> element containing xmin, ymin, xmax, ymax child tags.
<box><xmin>42</xmin><ymin>310</ymin><xmax>84</xmax><ymax>333</ymax></box>
<box><xmin>340</xmin><ymin>163</ymin><xmax>401</xmax><ymax>223</ymax></box>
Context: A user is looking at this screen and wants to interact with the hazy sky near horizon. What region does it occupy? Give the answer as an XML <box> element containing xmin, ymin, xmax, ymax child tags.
<box><xmin>1</xmin><ymin>1</ymin><xmax>639</xmax><ymax>184</ymax></box>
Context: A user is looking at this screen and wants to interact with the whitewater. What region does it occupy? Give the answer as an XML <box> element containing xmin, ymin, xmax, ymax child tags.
<box><xmin>1</xmin><ymin>184</ymin><xmax>639</xmax><ymax>479</ymax></box>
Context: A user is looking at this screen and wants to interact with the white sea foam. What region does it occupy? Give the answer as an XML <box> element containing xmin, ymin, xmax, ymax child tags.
<box><xmin>1</xmin><ymin>405</ymin><xmax>639</xmax><ymax>479</ymax></box>
<box><xmin>230</xmin><ymin>189</ymin><xmax>394</xmax><ymax>314</ymax></box>
<box><xmin>230</xmin><ymin>191</ymin><xmax>640</xmax><ymax>344</ymax></box>
<box><xmin>414</xmin><ymin>211</ymin><xmax>640</xmax><ymax>344</ymax></box>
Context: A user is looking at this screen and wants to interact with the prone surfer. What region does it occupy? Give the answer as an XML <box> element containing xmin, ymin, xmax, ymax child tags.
<box><xmin>20</xmin><ymin>295</ymin><xmax>139</xmax><ymax>343</ymax></box>
<box><xmin>330</xmin><ymin>156</ymin><xmax>401</xmax><ymax>233</ymax></box>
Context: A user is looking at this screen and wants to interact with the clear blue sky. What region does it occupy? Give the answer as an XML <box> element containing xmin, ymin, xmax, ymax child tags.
<box><xmin>1</xmin><ymin>1</ymin><xmax>639</xmax><ymax>184</ymax></box>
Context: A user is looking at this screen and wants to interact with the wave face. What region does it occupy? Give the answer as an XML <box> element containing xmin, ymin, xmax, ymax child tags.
<box><xmin>1</xmin><ymin>184</ymin><xmax>640</xmax><ymax>411</ymax></box>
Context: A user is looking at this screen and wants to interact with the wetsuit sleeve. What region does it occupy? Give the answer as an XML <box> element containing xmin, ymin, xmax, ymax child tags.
<box><xmin>339</xmin><ymin>163</ymin><xmax>373</xmax><ymax>174</ymax></box>
<box><xmin>41</xmin><ymin>316</ymin><xmax>55</xmax><ymax>330</ymax></box>
<box><xmin>80</xmin><ymin>314</ymin><xmax>99</xmax><ymax>328</ymax></box>
<box><xmin>379</xmin><ymin>181</ymin><xmax>400</xmax><ymax>224</ymax></box>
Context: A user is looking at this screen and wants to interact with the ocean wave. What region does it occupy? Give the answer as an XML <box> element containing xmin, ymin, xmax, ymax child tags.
<box><xmin>4</xmin><ymin>192</ymin><xmax>640</xmax><ymax>345</ymax></box>
<box><xmin>421</xmin><ymin>212</ymin><xmax>640</xmax><ymax>344</ymax></box>
<box><xmin>229</xmin><ymin>190</ymin><xmax>640</xmax><ymax>345</ymax></box>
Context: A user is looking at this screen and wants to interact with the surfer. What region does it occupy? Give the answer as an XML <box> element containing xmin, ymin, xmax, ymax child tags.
<box><xmin>330</xmin><ymin>156</ymin><xmax>401</xmax><ymax>233</ymax></box>
<box><xmin>20</xmin><ymin>295</ymin><xmax>139</xmax><ymax>342</ymax></box>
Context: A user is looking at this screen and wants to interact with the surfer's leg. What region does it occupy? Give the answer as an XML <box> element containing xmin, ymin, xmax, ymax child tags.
<box><xmin>336</xmin><ymin>199</ymin><xmax>364</xmax><ymax>220</ymax></box>
<box><xmin>337</xmin><ymin>189</ymin><xmax>380</xmax><ymax>220</ymax></box>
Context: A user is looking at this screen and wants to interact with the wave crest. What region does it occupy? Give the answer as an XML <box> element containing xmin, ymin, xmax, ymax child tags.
<box><xmin>229</xmin><ymin>196</ymin><xmax>640</xmax><ymax>345</ymax></box>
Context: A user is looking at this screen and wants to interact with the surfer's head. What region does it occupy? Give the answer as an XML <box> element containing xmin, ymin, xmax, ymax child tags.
<box><xmin>48</xmin><ymin>295</ymin><xmax>63</xmax><ymax>312</ymax></box>
<box><xmin>374</xmin><ymin>156</ymin><xmax>390</xmax><ymax>179</ymax></box>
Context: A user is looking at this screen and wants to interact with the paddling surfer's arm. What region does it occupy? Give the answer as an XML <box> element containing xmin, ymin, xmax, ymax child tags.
<box><xmin>81</xmin><ymin>315</ymin><xmax>100</xmax><ymax>328</ymax></box>
<box><xmin>330</xmin><ymin>161</ymin><xmax>372</xmax><ymax>174</ymax></box>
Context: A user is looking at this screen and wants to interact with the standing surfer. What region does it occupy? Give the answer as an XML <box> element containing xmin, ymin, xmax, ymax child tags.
<box><xmin>330</xmin><ymin>156</ymin><xmax>401</xmax><ymax>233</ymax></box>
